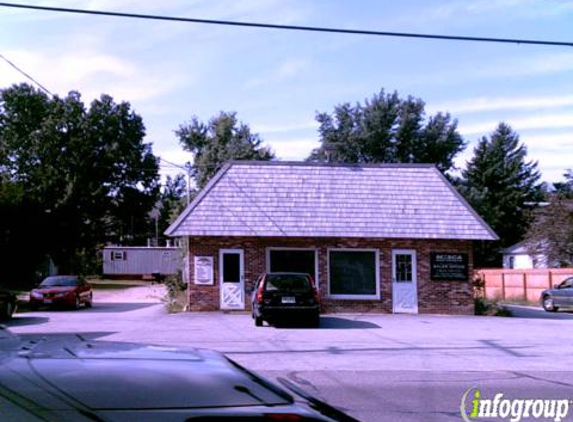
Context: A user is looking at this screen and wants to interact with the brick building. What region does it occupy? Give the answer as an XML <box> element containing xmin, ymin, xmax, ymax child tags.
<box><xmin>166</xmin><ymin>161</ymin><xmax>497</xmax><ymax>315</ymax></box>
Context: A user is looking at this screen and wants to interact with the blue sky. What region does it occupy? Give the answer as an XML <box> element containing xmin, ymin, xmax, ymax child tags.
<box><xmin>1</xmin><ymin>0</ymin><xmax>572</xmax><ymax>184</ymax></box>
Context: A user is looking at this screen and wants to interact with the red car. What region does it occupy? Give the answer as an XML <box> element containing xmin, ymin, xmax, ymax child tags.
<box><xmin>29</xmin><ymin>275</ymin><xmax>93</xmax><ymax>310</ymax></box>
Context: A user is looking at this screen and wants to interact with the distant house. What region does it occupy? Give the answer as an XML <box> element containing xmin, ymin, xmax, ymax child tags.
<box><xmin>166</xmin><ymin>161</ymin><xmax>497</xmax><ymax>315</ymax></box>
<box><xmin>102</xmin><ymin>246</ymin><xmax>182</xmax><ymax>279</ymax></box>
<box><xmin>501</xmin><ymin>242</ymin><xmax>547</xmax><ymax>269</ymax></box>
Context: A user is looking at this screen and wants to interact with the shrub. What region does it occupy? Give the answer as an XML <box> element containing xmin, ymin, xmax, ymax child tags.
<box><xmin>474</xmin><ymin>297</ymin><xmax>512</xmax><ymax>317</ymax></box>
<box><xmin>164</xmin><ymin>271</ymin><xmax>187</xmax><ymax>313</ymax></box>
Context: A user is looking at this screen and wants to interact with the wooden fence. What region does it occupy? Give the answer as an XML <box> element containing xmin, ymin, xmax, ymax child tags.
<box><xmin>476</xmin><ymin>268</ymin><xmax>573</xmax><ymax>303</ymax></box>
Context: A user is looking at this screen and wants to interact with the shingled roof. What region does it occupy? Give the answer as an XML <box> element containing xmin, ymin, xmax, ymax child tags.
<box><xmin>166</xmin><ymin>161</ymin><xmax>497</xmax><ymax>240</ymax></box>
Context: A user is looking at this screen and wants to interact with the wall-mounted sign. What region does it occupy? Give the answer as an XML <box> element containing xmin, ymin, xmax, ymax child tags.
<box><xmin>194</xmin><ymin>256</ymin><xmax>214</xmax><ymax>285</ymax></box>
<box><xmin>430</xmin><ymin>253</ymin><xmax>469</xmax><ymax>281</ymax></box>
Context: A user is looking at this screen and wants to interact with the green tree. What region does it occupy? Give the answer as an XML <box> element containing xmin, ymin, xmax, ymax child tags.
<box><xmin>157</xmin><ymin>174</ymin><xmax>188</xmax><ymax>245</ymax></box>
<box><xmin>0</xmin><ymin>83</ymin><xmax>159</xmax><ymax>276</ymax></box>
<box><xmin>307</xmin><ymin>89</ymin><xmax>465</xmax><ymax>175</ymax></box>
<box><xmin>553</xmin><ymin>169</ymin><xmax>573</xmax><ymax>198</ymax></box>
<box><xmin>459</xmin><ymin>122</ymin><xmax>542</xmax><ymax>267</ymax></box>
<box><xmin>175</xmin><ymin>111</ymin><xmax>275</xmax><ymax>188</ymax></box>
<box><xmin>524</xmin><ymin>196</ymin><xmax>573</xmax><ymax>268</ymax></box>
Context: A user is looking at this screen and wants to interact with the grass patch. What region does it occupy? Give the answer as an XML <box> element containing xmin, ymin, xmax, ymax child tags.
<box><xmin>87</xmin><ymin>278</ymin><xmax>149</xmax><ymax>290</ymax></box>
<box><xmin>87</xmin><ymin>278</ymin><xmax>148</xmax><ymax>286</ymax></box>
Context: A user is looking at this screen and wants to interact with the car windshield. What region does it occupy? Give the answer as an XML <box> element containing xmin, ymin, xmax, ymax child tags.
<box><xmin>40</xmin><ymin>277</ymin><xmax>77</xmax><ymax>287</ymax></box>
<box><xmin>265</xmin><ymin>274</ymin><xmax>311</xmax><ymax>292</ymax></box>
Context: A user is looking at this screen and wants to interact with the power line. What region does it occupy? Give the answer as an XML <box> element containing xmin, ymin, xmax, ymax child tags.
<box><xmin>159</xmin><ymin>157</ymin><xmax>189</xmax><ymax>170</ymax></box>
<box><xmin>0</xmin><ymin>52</ymin><xmax>53</xmax><ymax>95</ymax></box>
<box><xmin>1</xmin><ymin>2</ymin><xmax>572</xmax><ymax>48</ymax></box>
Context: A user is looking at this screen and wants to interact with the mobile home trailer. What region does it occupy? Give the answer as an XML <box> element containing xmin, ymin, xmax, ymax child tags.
<box><xmin>103</xmin><ymin>246</ymin><xmax>181</xmax><ymax>279</ymax></box>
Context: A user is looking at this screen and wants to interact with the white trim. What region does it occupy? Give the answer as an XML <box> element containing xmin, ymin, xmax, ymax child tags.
<box><xmin>326</xmin><ymin>248</ymin><xmax>380</xmax><ymax>300</ymax></box>
<box><xmin>265</xmin><ymin>247</ymin><xmax>319</xmax><ymax>287</ymax></box>
<box><xmin>391</xmin><ymin>249</ymin><xmax>418</xmax><ymax>314</ymax></box>
<box><xmin>219</xmin><ymin>249</ymin><xmax>245</xmax><ymax>310</ymax></box>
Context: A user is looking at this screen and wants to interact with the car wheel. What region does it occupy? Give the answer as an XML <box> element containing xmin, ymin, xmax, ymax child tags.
<box><xmin>74</xmin><ymin>295</ymin><xmax>81</xmax><ymax>310</ymax></box>
<box><xmin>255</xmin><ymin>316</ymin><xmax>263</xmax><ymax>327</ymax></box>
<box><xmin>1</xmin><ymin>302</ymin><xmax>12</xmax><ymax>321</ymax></box>
<box><xmin>7</xmin><ymin>302</ymin><xmax>15</xmax><ymax>319</ymax></box>
<box><xmin>85</xmin><ymin>293</ymin><xmax>93</xmax><ymax>308</ymax></box>
<box><xmin>542</xmin><ymin>296</ymin><xmax>558</xmax><ymax>312</ymax></box>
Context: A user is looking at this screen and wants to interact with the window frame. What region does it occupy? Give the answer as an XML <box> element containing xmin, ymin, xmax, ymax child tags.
<box><xmin>265</xmin><ymin>247</ymin><xmax>319</xmax><ymax>288</ymax></box>
<box><xmin>111</xmin><ymin>251</ymin><xmax>127</xmax><ymax>261</ymax></box>
<box><xmin>327</xmin><ymin>248</ymin><xmax>380</xmax><ymax>300</ymax></box>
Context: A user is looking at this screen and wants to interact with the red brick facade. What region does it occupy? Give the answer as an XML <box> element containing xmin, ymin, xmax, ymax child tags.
<box><xmin>185</xmin><ymin>236</ymin><xmax>474</xmax><ymax>315</ymax></box>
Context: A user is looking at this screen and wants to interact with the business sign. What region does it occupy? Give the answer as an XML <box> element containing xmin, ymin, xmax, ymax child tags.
<box><xmin>430</xmin><ymin>253</ymin><xmax>469</xmax><ymax>281</ymax></box>
<box><xmin>194</xmin><ymin>256</ymin><xmax>214</xmax><ymax>285</ymax></box>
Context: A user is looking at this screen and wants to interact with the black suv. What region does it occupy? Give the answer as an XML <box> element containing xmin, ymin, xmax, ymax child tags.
<box><xmin>251</xmin><ymin>272</ymin><xmax>320</xmax><ymax>327</ymax></box>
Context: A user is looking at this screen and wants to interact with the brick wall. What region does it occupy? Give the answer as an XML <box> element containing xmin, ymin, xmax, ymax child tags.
<box><xmin>186</xmin><ymin>236</ymin><xmax>474</xmax><ymax>315</ymax></box>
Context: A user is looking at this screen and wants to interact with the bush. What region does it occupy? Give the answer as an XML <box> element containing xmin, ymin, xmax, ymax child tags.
<box><xmin>164</xmin><ymin>271</ymin><xmax>187</xmax><ymax>313</ymax></box>
<box><xmin>474</xmin><ymin>297</ymin><xmax>512</xmax><ymax>317</ymax></box>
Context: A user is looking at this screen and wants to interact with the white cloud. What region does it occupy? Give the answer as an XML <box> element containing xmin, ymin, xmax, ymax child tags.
<box><xmin>254</xmin><ymin>120</ymin><xmax>317</xmax><ymax>134</ymax></box>
<box><xmin>59</xmin><ymin>54</ymin><xmax>136</xmax><ymax>82</ymax></box>
<box><xmin>390</xmin><ymin>0</ymin><xmax>573</xmax><ymax>30</ymax></box>
<box><xmin>415</xmin><ymin>52</ymin><xmax>573</xmax><ymax>91</ymax></box>
<box><xmin>0</xmin><ymin>48</ymin><xmax>190</xmax><ymax>104</ymax></box>
<box><xmin>460</xmin><ymin>113</ymin><xmax>573</xmax><ymax>136</ymax></box>
<box><xmin>245</xmin><ymin>58</ymin><xmax>311</xmax><ymax>89</ymax></box>
<box><xmin>523</xmin><ymin>132</ymin><xmax>573</xmax><ymax>148</ymax></box>
<box><xmin>158</xmin><ymin>148</ymin><xmax>193</xmax><ymax>167</ymax></box>
<box><xmin>430</xmin><ymin>94</ymin><xmax>573</xmax><ymax>115</ymax></box>
<box><xmin>268</xmin><ymin>137</ymin><xmax>319</xmax><ymax>160</ymax></box>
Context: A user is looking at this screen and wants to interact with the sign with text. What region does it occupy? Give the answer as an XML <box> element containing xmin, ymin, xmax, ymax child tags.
<box><xmin>430</xmin><ymin>253</ymin><xmax>469</xmax><ymax>281</ymax></box>
<box><xmin>194</xmin><ymin>256</ymin><xmax>214</xmax><ymax>285</ymax></box>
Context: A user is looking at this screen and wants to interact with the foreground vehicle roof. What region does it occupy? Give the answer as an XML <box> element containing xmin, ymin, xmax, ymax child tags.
<box><xmin>0</xmin><ymin>328</ymin><xmax>358</xmax><ymax>422</ymax></box>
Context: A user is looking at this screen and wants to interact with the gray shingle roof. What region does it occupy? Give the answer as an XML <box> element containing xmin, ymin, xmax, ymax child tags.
<box><xmin>166</xmin><ymin>161</ymin><xmax>497</xmax><ymax>240</ymax></box>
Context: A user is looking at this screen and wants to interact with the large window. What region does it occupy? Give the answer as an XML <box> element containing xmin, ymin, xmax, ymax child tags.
<box><xmin>267</xmin><ymin>248</ymin><xmax>317</xmax><ymax>282</ymax></box>
<box><xmin>328</xmin><ymin>249</ymin><xmax>380</xmax><ymax>299</ymax></box>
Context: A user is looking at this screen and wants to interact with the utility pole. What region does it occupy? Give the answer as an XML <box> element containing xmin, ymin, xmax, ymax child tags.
<box><xmin>185</xmin><ymin>161</ymin><xmax>192</xmax><ymax>205</ymax></box>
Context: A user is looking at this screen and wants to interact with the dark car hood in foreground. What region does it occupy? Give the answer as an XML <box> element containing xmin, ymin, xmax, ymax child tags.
<box><xmin>0</xmin><ymin>328</ymin><xmax>357</xmax><ymax>422</ymax></box>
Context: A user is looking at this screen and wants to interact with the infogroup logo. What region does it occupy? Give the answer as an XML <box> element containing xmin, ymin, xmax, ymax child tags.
<box><xmin>460</xmin><ymin>387</ymin><xmax>571</xmax><ymax>422</ymax></box>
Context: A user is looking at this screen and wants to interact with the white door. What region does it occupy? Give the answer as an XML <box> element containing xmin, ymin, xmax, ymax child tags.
<box><xmin>219</xmin><ymin>249</ymin><xmax>245</xmax><ymax>310</ymax></box>
<box><xmin>392</xmin><ymin>250</ymin><xmax>418</xmax><ymax>314</ymax></box>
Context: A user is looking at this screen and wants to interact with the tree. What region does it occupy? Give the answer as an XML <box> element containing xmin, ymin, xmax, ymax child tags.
<box><xmin>157</xmin><ymin>174</ymin><xmax>188</xmax><ymax>245</ymax></box>
<box><xmin>459</xmin><ymin>122</ymin><xmax>543</xmax><ymax>267</ymax></box>
<box><xmin>553</xmin><ymin>169</ymin><xmax>573</xmax><ymax>198</ymax></box>
<box><xmin>524</xmin><ymin>170</ymin><xmax>573</xmax><ymax>267</ymax></box>
<box><xmin>307</xmin><ymin>89</ymin><xmax>466</xmax><ymax>175</ymax></box>
<box><xmin>524</xmin><ymin>196</ymin><xmax>573</xmax><ymax>268</ymax></box>
<box><xmin>0</xmin><ymin>83</ymin><xmax>159</xmax><ymax>276</ymax></box>
<box><xmin>175</xmin><ymin>112</ymin><xmax>275</xmax><ymax>188</ymax></box>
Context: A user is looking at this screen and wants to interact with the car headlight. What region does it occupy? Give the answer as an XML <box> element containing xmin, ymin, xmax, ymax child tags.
<box><xmin>31</xmin><ymin>291</ymin><xmax>43</xmax><ymax>299</ymax></box>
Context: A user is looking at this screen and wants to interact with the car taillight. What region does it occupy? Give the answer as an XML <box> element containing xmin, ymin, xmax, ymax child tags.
<box><xmin>256</xmin><ymin>283</ymin><xmax>264</xmax><ymax>303</ymax></box>
<box><xmin>310</xmin><ymin>279</ymin><xmax>320</xmax><ymax>303</ymax></box>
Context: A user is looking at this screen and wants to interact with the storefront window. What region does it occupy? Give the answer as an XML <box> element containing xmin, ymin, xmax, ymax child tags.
<box><xmin>328</xmin><ymin>250</ymin><xmax>379</xmax><ymax>299</ymax></box>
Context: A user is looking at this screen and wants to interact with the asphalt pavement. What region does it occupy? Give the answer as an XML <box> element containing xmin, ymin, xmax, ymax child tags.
<box><xmin>4</xmin><ymin>289</ymin><xmax>573</xmax><ymax>422</ymax></box>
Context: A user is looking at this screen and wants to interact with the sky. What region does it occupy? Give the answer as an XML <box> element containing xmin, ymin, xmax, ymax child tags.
<box><xmin>0</xmin><ymin>0</ymin><xmax>572</xmax><ymax>184</ymax></box>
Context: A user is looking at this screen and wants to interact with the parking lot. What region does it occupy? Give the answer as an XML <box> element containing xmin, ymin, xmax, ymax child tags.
<box><xmin>5</xmin><ymin>289</ymin><xmax>573</xmax><ymax>422</ymax></box>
